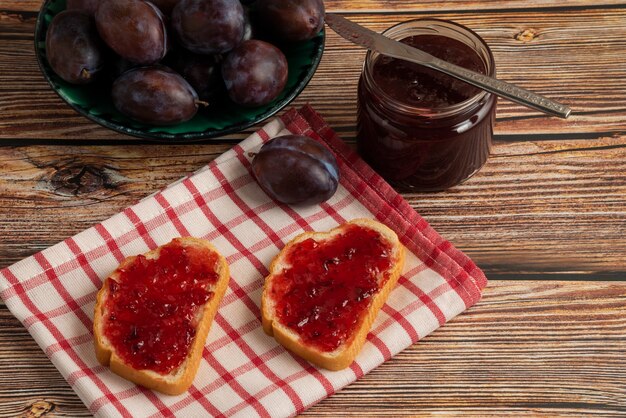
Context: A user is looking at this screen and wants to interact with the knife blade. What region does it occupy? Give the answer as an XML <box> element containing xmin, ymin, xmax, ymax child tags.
<box><xmin>324</xmin><ymin>13</ymin><xmax>572</xmax><ymax>119</ymax></box>
<box><xmin>324</xmin><ymin>13</ymin><xmax>434</xmax><ymax>64</ymax></box>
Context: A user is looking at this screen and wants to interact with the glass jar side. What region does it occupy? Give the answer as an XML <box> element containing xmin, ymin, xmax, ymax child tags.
<box><xmin>357</xmin><ymin>19</ymin><xmax>497</xmax><ymax>192</ymax></box>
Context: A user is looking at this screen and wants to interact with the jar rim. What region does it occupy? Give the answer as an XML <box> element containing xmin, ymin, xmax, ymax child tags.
<box><xmin>363</xmin><ymin>18</ymin><xmax>496</xmax><ymax>118</ymax></box>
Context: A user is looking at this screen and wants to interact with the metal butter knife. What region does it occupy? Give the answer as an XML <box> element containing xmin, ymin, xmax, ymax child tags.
<box><xmin>325</xmin><ymin>13</ymin><xmax>572</xmax><ymax>119</ymax></box>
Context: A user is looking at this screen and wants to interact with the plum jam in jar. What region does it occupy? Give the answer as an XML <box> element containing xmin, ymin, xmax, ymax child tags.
<box><xmin>357</xmin><ymin>19</ymin><xmax>496</xmax><ymax>191</ymax></box>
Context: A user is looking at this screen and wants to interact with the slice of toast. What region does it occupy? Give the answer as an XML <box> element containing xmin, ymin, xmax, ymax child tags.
<box><xmin>262</xmin><ymin>218</ymin><xmax>405</xmax><ymax>370</ymax></box>
<box><xmin>94</xmin><ymin>237</ymin><xmax>229</xmax><ymax>395</ymax></box>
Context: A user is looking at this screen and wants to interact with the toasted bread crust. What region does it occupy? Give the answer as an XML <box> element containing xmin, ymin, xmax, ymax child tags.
<box><xmin>94</xmin><ymin>237</ymin><xmax>230</xmax><ymax>395</ymax></box>
<box><xmin>262</xmin><ymin>218</ymin><xmax>406</xmax><ymax>371</ymax></box>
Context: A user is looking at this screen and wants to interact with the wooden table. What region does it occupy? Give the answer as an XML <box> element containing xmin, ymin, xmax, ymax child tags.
<box><xmin>1</xmin><ymin>0</ymin><xmax>625</xmax><ymax>416</ymax></box>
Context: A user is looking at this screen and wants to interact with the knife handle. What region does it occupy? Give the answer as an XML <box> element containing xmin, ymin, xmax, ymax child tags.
<box><xmin>427</xmin><ymin>57</ymin><xmax>572</xmax><ymax>119</ymax></box>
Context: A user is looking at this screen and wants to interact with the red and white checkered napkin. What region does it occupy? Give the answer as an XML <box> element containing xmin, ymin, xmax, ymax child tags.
<box><xmin>0</xmin><ymin>105</ymin><xmax>486</xmax><ymax>417</ymax></box>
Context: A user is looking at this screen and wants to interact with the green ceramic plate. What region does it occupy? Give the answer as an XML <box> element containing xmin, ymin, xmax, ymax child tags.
<box><xmin>34</xmin><ymin>0</ymin><xmax>325</xmax><ymax>141</ymax></box>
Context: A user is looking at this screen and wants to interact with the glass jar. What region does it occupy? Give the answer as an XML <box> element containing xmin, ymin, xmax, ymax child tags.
<box><xmin>357</xmin><ymin>19</ymin><xmax>497</xmax><ymax>192</ymax></box>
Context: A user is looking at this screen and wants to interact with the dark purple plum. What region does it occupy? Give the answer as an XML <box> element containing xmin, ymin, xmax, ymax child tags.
<box><xmin>172</xmin><ymin>0</ymin><xmax>245</xmax><ymax>54</ymax></box>
<box><xmin>45</xmin><ymin>11</ymin><xmax>105</xmax><ymax>84</ymax></box>
<box><xmin>170</xmin><ymin>52</ymin><xmax>225</xmax><ymax>103</ymax></box>
<box><xmin>257</xmin><ymin>0</ymin><xmax>325</xmax><ymax>42</ymax></box>
<box><xmin>222</xmin><ymin>40</ymin><xmax>288</xmax><ymax>107</ymax></box>
<box><xmin>95</xmin><ymin>0</ymin><xmax>168</xmax><ymax>64</ymax></box>
<box><xmin>242</xmin><ymin>11</ymin><xmax>254</xmax><ymax>42</ymax></box>
<box><xmin>66</xmin><ymin>0</ymin><xmax>100</xmax><ymax>15</ymax></box>
<box><xmin>252</xmin><ymin>135</ymin><xmax>340</xmax><ymax>205</ymax></box>
<box><xmin>112</xmin><ymin>66</ymin><xmax>200</xmax><ymax>125</ymax></box>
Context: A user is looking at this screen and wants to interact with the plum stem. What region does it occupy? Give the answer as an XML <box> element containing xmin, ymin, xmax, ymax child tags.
<box><xmin>80</xmin><ymin>68</ymin><xmax>91</xmax><ymax>79</ymax></box>
<box><xmin>195</xmin><ymin>100</ymin><xmax>209</xmax><ymax>107</ymax></box>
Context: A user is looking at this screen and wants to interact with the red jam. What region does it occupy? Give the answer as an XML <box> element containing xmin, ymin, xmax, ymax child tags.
<box><xmin>270</xmin><ymin>224</ymin><xmax>393</xmax><ymax>352</ymax></box>
<box><xmin>103</xmin><ymin>240</ymin><xmax>219</xmax><ymax>374</ymax></box>
<box><xmin>357</xmin><ymin>20</ymin><xmax>496</xmax><ymax>192</ymax></box>
<box><xmin>371</xmin><ymin>35</ymin><xmax>484</xmax><ymax>108</ymax></box>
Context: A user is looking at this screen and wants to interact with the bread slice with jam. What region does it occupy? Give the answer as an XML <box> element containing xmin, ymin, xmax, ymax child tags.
<box><xmin>262</xmin><ymin>219</ymin><xmax>406</xmax><ymax>370</ymax></box>
<box><xmin>94</xmin><ymin>237</ymin><xmax>229</xmax><ymax>395</ymax></box>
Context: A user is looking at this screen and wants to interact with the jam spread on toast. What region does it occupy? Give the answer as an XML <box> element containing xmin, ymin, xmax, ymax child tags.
<box><xmin>103</xmin><ymin>240</ymin><xmax>219</xmax><ymax>374</ymax></box>
<box><xmin>271</xmin><ymin>224</ymin><xmax>393</xmax><ymax>352</ymax></box>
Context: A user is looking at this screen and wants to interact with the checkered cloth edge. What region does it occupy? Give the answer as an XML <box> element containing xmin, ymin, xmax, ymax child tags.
<box><xmin>0</xmin><ymin>105</ymin><xmax>486</xmax><ymax>418</ymax></box>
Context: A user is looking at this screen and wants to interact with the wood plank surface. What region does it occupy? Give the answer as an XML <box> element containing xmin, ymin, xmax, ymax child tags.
<box><xmin>1</xmin><ymin>281</ymin><xmax>625</xmax><ymax>417</ymax></box>
<box><xmin>1</xmin><ymin>0</ymin><xmax>625</xmax><ymax>416</ymax></box>
<box><xmin>1</xmin><ymin>7</ymin><xmax>626</xmax><ymax>140</ymax></box>
<box><xmin>1</xmin><ymin>135</ymin><xmax>625</xmax><ymax>275</ymax></box>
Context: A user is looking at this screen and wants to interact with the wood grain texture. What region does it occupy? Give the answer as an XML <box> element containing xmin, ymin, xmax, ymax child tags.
<box><xmin>1</xmin><ymin>281</ymin><xmax>625</xmax><ymax>417</ymax></box>
<box><xmin>1</xmin><ymin>135</ymin><xmax>624</xmax><ymax>274</ymax></box>
<box><xmin>1</xmin><ymin>7</ymin><xmax>626</xmax><ymax>140</ymax></box>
